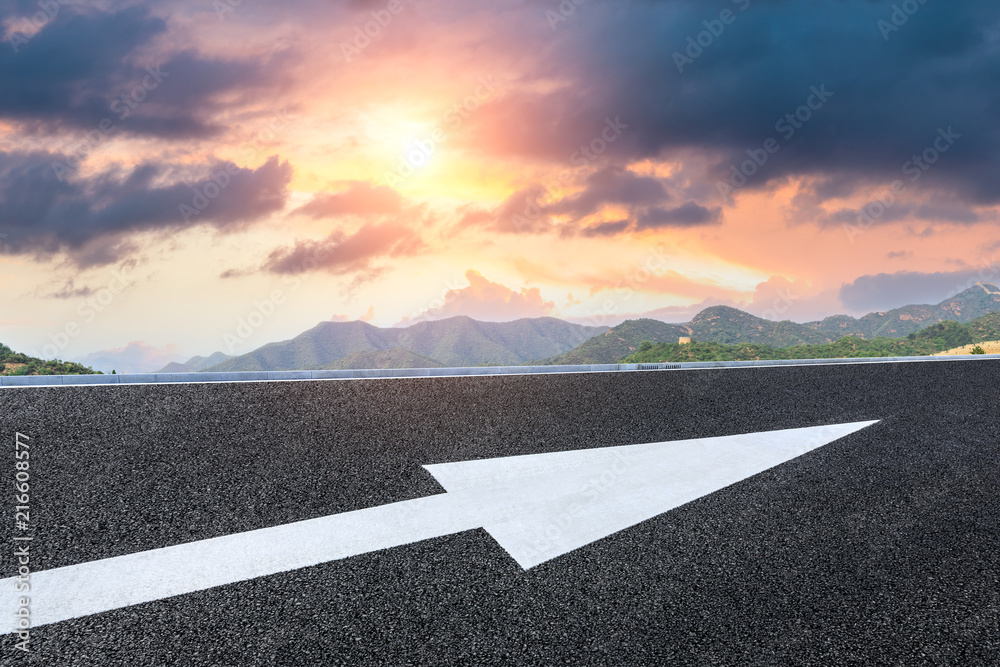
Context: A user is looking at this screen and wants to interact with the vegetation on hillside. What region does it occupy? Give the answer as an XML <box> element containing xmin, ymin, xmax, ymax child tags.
<box><xmin>0</xmin><ymin>343</ymin><xmax>100</xmax><ymax>376</ymax></box>
<box><xmin>806</xmin><ymin>282</ymin><xmax>1000</xmax><ymax>340</ymax></box>
<box><xmin>622</xmin><ymin>320</ymin><xmax>991</xmax><ymax>363</ymax></box>
<box><xmin>540</xmin><ymin>318</ymin><xmax>690</xmax><ymax>365</ymax></box>
<box><xmin>687</xmin><ymin>306</ymin><xmax>832</xmax><ymax>346</ymax></box>
<box><xmin>321</xmin><ymin>347</ymin><xmax>444</xmax><ymax>370</ymax></box>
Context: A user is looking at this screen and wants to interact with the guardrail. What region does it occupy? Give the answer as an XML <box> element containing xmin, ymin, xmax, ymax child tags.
<box><xmin>1</xmin><ymin>354</ymin><xmax>998</xmax><ymax>388</ymax></box>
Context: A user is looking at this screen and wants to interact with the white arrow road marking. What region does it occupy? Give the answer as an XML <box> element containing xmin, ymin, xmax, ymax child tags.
<box><xmin>1</xmin><ymin>420</ymin><xmax>878</xmax><ymax>633</ymax></box>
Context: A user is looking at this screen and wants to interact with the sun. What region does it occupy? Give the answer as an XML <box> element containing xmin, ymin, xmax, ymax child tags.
<box><xmin>356</xmin><ymin>108</ymin><xmax>433</xmax><ymax>166</ymax></box>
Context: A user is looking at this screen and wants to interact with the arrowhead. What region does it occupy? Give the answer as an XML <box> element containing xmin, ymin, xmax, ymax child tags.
<box><xmin>425</xmin><ymin>420</ymin><xmax>879</xmax><ymax>568</ymax></box>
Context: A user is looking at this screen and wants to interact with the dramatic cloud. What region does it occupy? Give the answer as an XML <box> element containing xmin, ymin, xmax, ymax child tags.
<box><xmin>403</xmin><ymin>269</ymin><xmax>556</xmax><ymax>322</ymax></box>
<box><xmin>3</xmin><ymin>0</ymin><xmax>999</xmax><ymax>357</ymax></box>
<box><xmin>0</xmin><ymin>6</ymin><xmax>289</xmax><ymax>138</ymax></box>
<box><xmin>635</xmin><ymin>202</ymin><xmax>722</xmax><ymax>229</ymax></box>
<box><xmin>260</xmin><ymin>220</ymin><xmax>424</xmax><ymax>276</ymax></box>
<box><xmin>545</xmin><ymin>166</ymin><xmax>669</xmax><ymax>218</ymax></box>
<box><xmin>467</xmin><ymin>185</ymin><xmax>553</xmax><ymax>234</ymax></box>
<box><xmin>0</xmin><ymin>152</ymin><xmax>292</xmax><ymax>265</ymax></box>
<box><xmin>465</xmin><ymin>0</ymin><xmax>1000</xmax><ymax>210</ymax></box>
<box><xmin>296</xmin><ymin>182</ymin><xmax>404</xmax><ymax>218</ymax></box>
<box><xmin>577</xmin><ymin>220</ymin><xmax>631</xmax><ymax>237</ymax></box>
<box><xmin>474</xmin><ymin>167</ymin><xmax>719</xmax><ymax>237</ymax></box>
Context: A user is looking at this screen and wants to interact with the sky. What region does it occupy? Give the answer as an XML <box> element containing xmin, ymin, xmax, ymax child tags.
<box><xmin>1</xmin><ymin>0</ymin><xmax>999</xmax><ymax>371</ymax></box>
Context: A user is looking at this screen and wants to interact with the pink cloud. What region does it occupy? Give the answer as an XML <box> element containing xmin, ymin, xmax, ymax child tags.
<box><xmin>75</xmin><ymin>341</ymin><xmax>185</xmax><ymax>374</ymax></box>
<box><xmin>401</xmin><ymin>269</ymin><xmax>556</xmax><ymax>323</ymax></box>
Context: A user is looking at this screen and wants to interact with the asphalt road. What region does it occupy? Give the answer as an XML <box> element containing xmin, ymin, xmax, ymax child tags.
<box><xmin>1</xmin><ymin>361</ymin><xmax>998</xmax><ymax>665</ymax></box>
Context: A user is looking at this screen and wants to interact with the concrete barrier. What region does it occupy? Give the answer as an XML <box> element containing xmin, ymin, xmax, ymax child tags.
<box><xmin>2</xmin><ymin>355</ymin><xmax>998</xmax><ymax>388</ymax></box>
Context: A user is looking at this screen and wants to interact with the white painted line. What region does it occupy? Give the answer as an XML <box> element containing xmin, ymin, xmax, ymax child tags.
<box><xmin>0</xmin><ymin>420</ymin><xmax>879</xmax><ymax>632</ymax></box>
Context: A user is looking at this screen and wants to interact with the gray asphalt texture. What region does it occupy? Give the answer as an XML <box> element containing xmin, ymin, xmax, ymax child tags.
<box><xmin>1</xmin><ymin>360</ymin><xmax>998</xmax><ymax>666</ymax></box>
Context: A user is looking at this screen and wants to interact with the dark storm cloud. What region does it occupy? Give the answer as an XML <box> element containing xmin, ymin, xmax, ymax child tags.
<box><xmin>545</xmin><ymin>166</ymin><xmax>669</xmax><ymax>217</ymax></box>
<box><xmin>466</xmin><ymin>165</ymin><xmax>719</xmax><ymax>237</ymax></box>
<box><xmin>0</xmin><ymin>5</ymin><xmax>287</xmax><ymax>138</ymax></box>
<box><xmin>471</xmin><ymin>0</ymin><xmax>1000</xmax><ymax>208</ymax></box>
<box><xmin>578</xmin><ymin>220</ymin><xmax>631</xmax><ymax>237</ymax></box>
<box><xmin>635</xmin><ymin>201</ymin><xmax>721</xmax><ymax>229</ymax></box>
<box><xmin>816</xmin><ymin>199</ymin><xmax>983</xmax><ymax>228</ymax></box>
<box><xmin>0</xmin><ymin>151</ymin><xmax>292</xmax><ymax>265</ymax></box>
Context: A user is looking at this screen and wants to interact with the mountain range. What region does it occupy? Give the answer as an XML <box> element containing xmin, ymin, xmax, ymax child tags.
<box><xmin>539</xmin><ymin>283</ymin><xmax>1000</xmax><ymax>364</ymax></box>
<box><xmin>190</xmin><ymin>317</ymin><xmax>608</xmax><ymax>372</ymax></box>
<box><xmin>156</xmin><ymin>351</ymin><xmax>233</xmax><ymax>373</ymax></box>
<box><xmin>622</xmin><ymin>316</ymin><xmax>1000</xmax><ymax>364</ymax></box>
<box><xmin>805</xmin><ymin>282</ymin><xmax>1000</xmax><ymax>339</ymax></box>
<box><xmin>156</xmin><ymin>282</ymin><xmax>1000</xmax><ymax>372</ymax></box>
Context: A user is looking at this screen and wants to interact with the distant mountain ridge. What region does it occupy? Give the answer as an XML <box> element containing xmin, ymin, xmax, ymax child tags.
<box><xmin>622</xmin><ymin>313</ymin><xmax>1000</xmax><ymax>364</ymax></box>
<box><xmin>159</xmin><ymin>283</ymin><xmax>1000</xmax><ymax>372</ymax></box>
<box><xmin>804</xmin><ymin>282</ymin><xmax>1000</xmax><ymax>339</ymax></box>
<box><xmin>201</xmin><ymin>316</ymin><xmax>609</xmax><ymax>372</ymax></box>
<box><xmin>687</xmin><ymin>306</ymin><xmax>832</xmax><ymax>346</ymax></box>
<box><xmin>542</xmin><ymin>319</ymin><xmax>691</xmax><ymax>365</ymax></box>
<box><xmin>156</xmin><ymin>351</ymin><xmax>232</xmax><ymax>373</ymax></box>
<box><xmin>539</xmin><ymin>282</ymin><xmax>1000</xmax><ymax>364</ymax></box>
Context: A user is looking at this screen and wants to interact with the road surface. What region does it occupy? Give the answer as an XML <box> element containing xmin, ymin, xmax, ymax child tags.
<box><xmin>0</xmin><ymin>361</ymin><xmax>998</xmax><ymax>665</ymax></box>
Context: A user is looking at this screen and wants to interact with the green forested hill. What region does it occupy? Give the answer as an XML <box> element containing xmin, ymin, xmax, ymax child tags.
<box><xmin>805</xmin><ymin>282</ymin><xmax>1000</xmax><ymax>339</ymax></box>
<box><xmin>321</xmin><ymin>348</ymin><xmax>445</xmax><ymax>370</ymax></box>
<box><xmin>687</xmin><ymin>306</ymin><xmax>832</xmax><ymax>346</ymax></box>
<box><xmin>622</xmin><ymin>319</ymin><xmax>989</xmax><ymax>363</ymax></box>
<box><xmin>0</xmin><ymin>343</ymin><xmax>99</xmax><ymax>376</ymax></box>
<box><xmin>540</xmin><ymin>319</ymin><xmax>691</xmax><ymax>365</ymax></box>
<box><xmin>549</xmin><ymin>283</ymin><xmax>1000</xmax><ymax>365</ymax></box>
